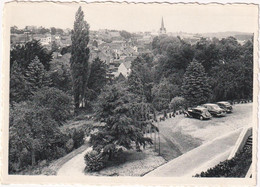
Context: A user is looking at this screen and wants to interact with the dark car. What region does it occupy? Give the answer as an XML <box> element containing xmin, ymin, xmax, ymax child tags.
<box><xmin>184</xmin><ymin>106</ymin><xmax>212</xmax><ymax>120</ymax></box>
<box><xmin>202</xmin><ymin>103</ymin><xmax>226</xmax><ymax>117</ymax></box>
<box><xmin>217</xmin><ymin>101</ymin><xmax>233</xmax><ymax>113</ymax></box>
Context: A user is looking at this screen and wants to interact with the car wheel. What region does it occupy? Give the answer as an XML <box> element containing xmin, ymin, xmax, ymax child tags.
<box><xmin>200</xmin><ymin>116</ymin><xmax>204</xmax><ymax>120</ymax></box>
<box><xmin>184</xmin><ymin>113</ymin><xmax>188</xmax><ymax>117</ymax></box>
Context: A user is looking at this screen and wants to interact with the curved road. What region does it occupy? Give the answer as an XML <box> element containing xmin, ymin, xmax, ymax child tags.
<box><xmin>57</xmin><ymin>103</ymin><xmax>252</xmax><ymax>176</ymax></box>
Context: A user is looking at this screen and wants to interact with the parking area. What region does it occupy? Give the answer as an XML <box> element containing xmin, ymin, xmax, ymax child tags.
<box><xmin>156</xmin><ymin>103</ymin><xmax>253</xmax><ymax>161</ymax></box>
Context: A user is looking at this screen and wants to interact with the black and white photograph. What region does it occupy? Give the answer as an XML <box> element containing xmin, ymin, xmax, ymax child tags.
<box><xmin>1</xmin><ymin>1</ymin><xmax>258</xmax><ymax>185</ymax></box>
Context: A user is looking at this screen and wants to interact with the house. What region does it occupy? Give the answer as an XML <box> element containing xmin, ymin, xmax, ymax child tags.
<box><xmin>115</xmin><ymin>61</ymin><xmax>132</xmax><ymax>77</ymax></box>
<box><xmin>40</xmin><ymin>35</ymin><xmax>52</xmax><ymax>45</ymax></box>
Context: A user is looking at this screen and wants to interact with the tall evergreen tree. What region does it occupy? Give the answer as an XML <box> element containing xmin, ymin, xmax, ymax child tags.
<box><xmin>182</xmin><ymin>61</ymin><xmax>212</xmax><ymax>106</ymax></box>
<box><xmin>10</xmin><ymin>40</ymin><xmax>53</xmax><ymax>71</ymax></box>
<box><xmin>70</xmin><ymin>6</ymin><xmax>90</xmax><ymax>110</ymax></box>
<box><xmin>25</xmin><ymin>56</ymin><xmax>51</xmax><ymax>94</ymax></box>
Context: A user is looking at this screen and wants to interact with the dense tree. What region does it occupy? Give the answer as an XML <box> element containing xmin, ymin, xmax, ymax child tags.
<box><xmin>151</xmin><ymin>78</ymin><xmax>180</xmax><ymax>111</ymax></box>
<box><xmin>128</xmin><ymin>54</ymin><xmax>154</xmax><ymax>103</ymax></box>
<box><xmin>50</xmin><ymin>64</ymin><xmax>72</xmax><ymax>93</ymax></box>
<box><xmin>152</xmin><ymin>36</ymin><xmax>194</xmax><ymax>80</ymax></box>
<box><xmin>70</xmin><ymin>6</ymin><xmax>90</xmax><ymax>110</ymax></box>
<box><xmin>9</xmin><ymin>101</ymin><xmax>63</xmax><ymax>169</ymax></box>
<box><xmin>85</xmin><ymin>58</ymin><xmax>107</xmax><ymax>108</ymax></box>
<box><xmin>38</xmin><ymin>27</ymin><xmax>50</xmax><ymax>35</ymax></box>
<box><xmin>10</xmin><ymin>61</ymin><xmax>30</xmax><ymax>104</ymax></box>
<box><xmin>182</xmin><ymin>61</ymin><xmax>212</xmax><ymax>106</ymax></box>
<box><xmin>218</xmin><ymin>37</ymin><xmax>242</xmax><ymax>62</ymax></box>
<box><xmin>10</xmin><ymin>26</ymin><xmax>24</xmax><ymax>34</ymax></box>
<box><xmin>90</xmin><ymin>83</ymin><xmax>153</xmax><ymax>159</ymax></box>
<box><xmin>51</xmin><ymin>41</ymin><xmax>59</xmax><ymax>52</ymax></box>
<box><xmin>50</xmin><ymin>27</ymin><xmax>57</xmax><ymax>35</ymax></box>
<box><xmin>61</xmin><ymin>45</ymin><xmax>71</xmax><ymax>55</ymax></box>
<box><xmin>31</xmin><ymin>87</ymin><xmax>73</xmax><ymax>124</ymax></box>
<box><xmin>119</xmin><ymin>30</ymin><xmax>132</xmax><ymax>40</ymax></box>
<box><xmin>194</xmin><ymin>38</ymin><xmax>220</xmax><ymax>73</ymax></box>
<box><xmin>25</xmin><ymin>56</ymin><xmax>51</xmax><ymax>94</ymax></box>
<box><xmin>10</xmin><ymin>40</ymin><xmax>53</xmax><ymax>71</ymax></box>
<box><xmin>210</xmin><ymin>62</ymin><xmax>252</xmax><ymax>101</ymax></box>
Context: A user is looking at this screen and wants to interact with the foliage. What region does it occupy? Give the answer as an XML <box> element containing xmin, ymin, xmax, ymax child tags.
<box><xmin>85</xmin><ymin>57</ymin><xmax>107</xmax><ymax>108</ymax></box>
<box><xmin>70</xmin><ymin>6</ymin><xmax>90</xmax><ymax>110</ymax></box>
<box><xmin>152</xmin><ymin>35</ymin><xmax>194</xmax><ymax>79</ymax></box>
<box><xmin>71</xmin><ymin>128</ymin><xmax>85</xmax><ymax>149</ymax></box>
<box><xmin>25</xmin><ymin>56</ymin><xmax>52</xmax><ymax>94</ymax></box>
<box><xmin>9</xmin><ymin>101</ymin><xmax>68</xmax><ymax>173</ymax></box>
<box><xmin>31</xmin><ymin>87</ymin><xmax>73</xmax><ymax>124</ymax></box>
<box><xmin>10</xmin><ymin>40</ymin><xmax>53</xmax><ymax>71</ymax></box>
<box><xmin>61</xmin><ymin>45</ymin><xmax>71</xmax><ymax>55</ymax></box>
<box><xmin>194</xmin><ymin>38</ymin><xmax>220</xmax><ymax>73</ymax></box>
<box><xmin>49</xmin><ymin>54</ymin><xmax>72</xmax><ymax>93</ymax></box>
<box><xmin>169</xmin><ymin>97</ymin><xmax>186</xmax><ymax>112</ymax></box>
<box><xmin>119</xmin><ymin>30</ymin><xmax>132</xmax><ymax>40</ymax></box>
<box><xmin>194</xmin><ymin>145</ymin><xmax>252</xmax><ymax>177</ymax></box>
<box><xmin>152</xmin><ymin>78</ymin><xmax>180</xmax><ymax>111</ymax></box>
<box><xmin>84</xmin><ymin>150</ymin><xmax>108</xmax><ymax>172</ymax></box>
<box><xmin>51</xmin><ymin>41</ymin><xmax>59</xmax><ymax>52</ymax></box>
<box><xmin>182</xmin><ymin>61</ymin><xmax>212</xmax><ymax>106</ymax></box>
<box><xmin>10</xmin><ymin>61</ymin><xmax>30</xmax><ymax>104</ymax></box>
<box><xmin>90</xmin><ymin>83</ymin><xmax>153</xmax><ymax>160</ymax></box>
<box><xmin>128</xmin><ymin>54</ymin><xmax>154</xmax><ymax>103</ymax></box>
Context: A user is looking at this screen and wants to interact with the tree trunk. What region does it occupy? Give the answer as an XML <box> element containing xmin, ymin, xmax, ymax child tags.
<box><xmin>74</xmin><ymin>92</ymin><xmax>79</xmax><ymax>114</ymax></box>
<box><xmin>31</xmin><ymin>149</ymin><xmax>35</xmax><ymax>166</ymax></box>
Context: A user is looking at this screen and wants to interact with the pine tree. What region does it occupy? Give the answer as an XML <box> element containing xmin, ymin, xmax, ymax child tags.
<box><xmin>25</xmin><ymin>56</ymin><xmax>51</xmax><ymax>94</ymax></box>
<box><xmin>10</xmin><ymin>40</ymin><xmax>53</xmax><ymax>71</ymax></box>
<box><xmin>70</xmin><ymin>6</ymin><xmax>90</xmax><ymax>110</ymax></box>
<box><xmin>182</xmin><ymin>61</ymin><xmax>212</xmax><ymax>106</ymax></box>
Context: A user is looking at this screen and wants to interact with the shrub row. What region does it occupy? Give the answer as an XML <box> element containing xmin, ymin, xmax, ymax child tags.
<box><xmin>194</xmin><ymin>145</ymin><xmax>252</xmax><ymax>177</ymax></box>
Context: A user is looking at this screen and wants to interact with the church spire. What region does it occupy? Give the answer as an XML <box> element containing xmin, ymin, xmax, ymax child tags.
<box><xmin>159</xmin><ymin>17</ymin><xmax>166</xmax><ymax>35</ymax></box>
<box><xmin>161</xmin><ymin>17</ymin><xmax>165</xmax><ymax>29</ymax></box>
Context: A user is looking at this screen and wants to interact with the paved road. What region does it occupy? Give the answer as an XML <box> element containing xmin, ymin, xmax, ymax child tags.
<box><xmin>145</xmin><ymin>128</ymin><xmax>242</xmax><ymax>177</ymax></box>
<box><xmin>145</xmin><ymin>103</ymin><xmax>252</xmax><ymax>177</ymax></box>
<box><xmin>57</xmin><ymin>147</ymin><xmax>92</xmax><ymax>176</ymax></box>
<box><xmin>156</xmin><ymin>103</ymin><xmax>252</xmax><ymax>161</ymax></box>
<box><xmin>57</xmin><ymin>103</ymin><xmax>252</xmax><ymax>176</ymax></box>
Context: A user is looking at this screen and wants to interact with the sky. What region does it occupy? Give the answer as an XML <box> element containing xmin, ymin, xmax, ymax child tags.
<box><xmin>4</xmin><ymin>2</ymin><xmax>258</xmax><ymax>33</ymax></box>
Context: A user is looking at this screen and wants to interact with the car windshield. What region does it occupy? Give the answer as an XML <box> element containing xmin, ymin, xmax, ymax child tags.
<box><xmin>212</xmin><ymin>105</ymin><xmax>221</xmax><ymax>110</ymax></box>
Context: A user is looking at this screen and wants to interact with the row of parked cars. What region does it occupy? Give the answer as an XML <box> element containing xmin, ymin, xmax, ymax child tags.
<box><xmin>184</xmin><ymin>101</ymin><xmax>233</xmax><ymax>120</ymax></box>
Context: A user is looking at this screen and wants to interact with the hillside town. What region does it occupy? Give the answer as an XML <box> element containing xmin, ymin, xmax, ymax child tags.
<box><xmin>10</xmin><ymin>18</ymin><xmax>252</xmax><ymax>81</ymax></box>
<box><xmin>7</xmin><ymin>3</ymin><xmax>255</xmax><ymax>181</ymax></box>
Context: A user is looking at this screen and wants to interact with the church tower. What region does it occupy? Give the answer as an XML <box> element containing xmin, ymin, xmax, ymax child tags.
<box><xmin>159</xmin><ymin>17</ymin><xmax>166</xmax><ymax>35</ymax></box>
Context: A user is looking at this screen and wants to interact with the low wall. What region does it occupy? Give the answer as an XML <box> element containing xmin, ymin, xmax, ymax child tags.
<box><xmin>227</xmin><ymin>126</ymin><xmax>252</xmax><ymax>160</ymax></box>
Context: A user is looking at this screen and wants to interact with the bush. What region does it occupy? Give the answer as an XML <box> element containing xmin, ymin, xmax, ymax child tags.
<box><xmin>71</xmin><ymin>128</ymin><xmax>85</xmax><ymax>149</ymax></box>
<box><xmin>84</xmin><ymin>150</ymin><xmax>108</xmax><ymax>172</ymax></box>
<box><xmin>65</xmin><ymin>138</ymin><xmax>74</xmax><ymax>152</ymax></box>
<box><xmin>169</xmin><ymin>96</ymin><xmax>186</xmax><ymax>112</ymax></box>
<box><xmin>194</xmin><ymin>145</ymin><xmax>252</xmax><ymax>177</ymax></box>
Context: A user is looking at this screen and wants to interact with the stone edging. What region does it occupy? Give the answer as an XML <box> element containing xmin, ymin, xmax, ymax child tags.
<box><xmin>227</xmin><ymin>126</ymin><xmax>252</xmax><ymax>160</ymax></box>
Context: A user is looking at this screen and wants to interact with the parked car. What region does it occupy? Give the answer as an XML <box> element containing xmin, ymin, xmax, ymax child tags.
<box><xmin>184</xmin><ymin>106</ymin><xmax>212</xmax><ymax>120</ymax></box>
<box><xmin>217</xmin><ymin>101</ymin><xmax>233</xmax><ymax>113</ymax></box>
<box><xmin>202</xmin><ymin>103</ymin><xmax>226</xmax><ymax>117</ymax></box>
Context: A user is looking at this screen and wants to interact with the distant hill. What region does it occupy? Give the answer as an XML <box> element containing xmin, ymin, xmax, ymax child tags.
<box><xmin>200</xmin><ymin>31</ymin><xmax>253</xmax><ymax>40</ymax></box>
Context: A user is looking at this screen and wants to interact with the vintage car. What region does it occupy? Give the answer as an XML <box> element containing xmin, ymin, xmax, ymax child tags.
<box><xmin>184</xmin><ymin>106</ymin><xmax>212</xmax><ymax>120</ymax></box>
<box><xmin>217</xmin><ymin>101</ymin><xmax>233</xmax><ymax>113</ymax></box>
<box><xmin>202</xmin><ymin>103</ymin><xmax>226</xmax><ymax>117</ymax></box>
